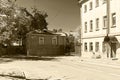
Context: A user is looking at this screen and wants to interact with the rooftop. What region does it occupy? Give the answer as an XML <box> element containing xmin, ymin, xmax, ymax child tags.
<box><xmin>78</xmin><ymin>0</ymin><xmax>89</xmax><ymax>5</ymax></box>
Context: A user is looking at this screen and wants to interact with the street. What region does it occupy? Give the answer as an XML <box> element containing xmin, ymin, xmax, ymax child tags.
<box><xmin>0</xmin><ymin>56</ymin><xmax>120</xmax><ymax>80</ymax></box>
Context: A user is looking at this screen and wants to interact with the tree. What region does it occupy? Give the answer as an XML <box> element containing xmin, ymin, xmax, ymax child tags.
<box><xmin>0</xmin><ymin>0</ymin><xmax>19</xmax><ymax>45</ymax></box>
<box><xmin>52</xmin><ymin>29</ymin><xmax>57</xmax><ymax>33</ymax></box>
<box><xmin>23</xmin><ymin>8</ymin><xmax>48</xmax><ymax>30</ymax></box>
<box><xmin>0</xmin><ymin>0</ymin><xmax>48</xmax><ymax>54</ymax></box>
<box><xmin>58</xmin><ymin>28</ymin><xmax>62</xmax><ymax>32</ymax></box>
<box><xmin>65</xmin><ymin>34</ymin><xmax>75</xmax><ymax>55</ymax></box>
<box><xmin>32</xmin><ymin>9</ymin><xmax>48</xmax><ymax>30</ymax></box>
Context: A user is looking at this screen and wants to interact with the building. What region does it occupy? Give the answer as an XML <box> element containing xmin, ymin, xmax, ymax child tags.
<box><xmin>26</xmin><ymin>30</ymin><xmax>67</xmax><ymax>56</ymax></box>
<box><xmin>79</xmin><ymin>0</ymin><xmax>120</xmax><ymax>58</ymax></box>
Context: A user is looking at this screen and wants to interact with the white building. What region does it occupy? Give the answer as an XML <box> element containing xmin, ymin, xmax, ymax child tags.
<box><xmin>79</xmin><ymin>0</ymin><xmax>120</xmax><ymax>58</ymax></box>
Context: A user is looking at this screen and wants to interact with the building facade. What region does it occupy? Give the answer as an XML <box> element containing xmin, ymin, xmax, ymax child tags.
<box><xmin>79</xmin><ymin>0</ymin><xmax>120</xmax><ymax>58</ymax></box>
<box><xmin>26</xmin><ymin>30</ymin><xmax>67</xmax><ymax>56</ymax></box>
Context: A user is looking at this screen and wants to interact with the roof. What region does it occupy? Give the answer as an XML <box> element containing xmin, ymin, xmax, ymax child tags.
<box><xmin>54</xmin><ymin>32</ymin><xmax>67</xmax><ymax>36</ymax></box>
<box><xmin>78</xmin><ymin>0</ymin><xmax>89</xmax><ymax>7</ymax></box>
<box><xmin>27</xmin><ymin>29</ymin><xmax>67</xmax><ymax>37</ymax></box>
<box><xmin>27</xmin><ymin>29</ymin><xmax>54</xmax><ymax>35</ymax></box>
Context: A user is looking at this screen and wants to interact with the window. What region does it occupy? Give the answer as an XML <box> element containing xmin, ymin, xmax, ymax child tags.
<box><xmin>95</xmin><ymin>42</ymin><xmax>99</xmax><ymax>52</ymax></box>
<box><xmin>89</xmin><ymin>2</ymin><xmax>93</xmax><ymax>10</ymax></box>
<box><xmin>96</xmin><ymin>18</ymin><xmax>99</xmax><ymax>31</ymax></box>
<box><xmin>102</xmin><ymin>43</ymin><xmax>106</xmax><ymax>52</ymax></box>
<box><xmin>39</xmin><ymin>37</ymin><xmax>44</xmax><ymax>45</ymax></box>
<box><xmin>84</xmin><ymin>5</ymin><xmax>87</xmax><ymax>13</ymax></box>
<box><xmin>96</xmin><ymin>0</ymin><xmax>99</xmax><ymax>7</ymax></box>
<box><xmin>103</xmin><ymin>16</ymin><xmax>107</xmax><ymax>29</ymax></box>
<box><xmin>103</xmin><ymin>0</ymin><xmax>106</xmax><ymax>4</ymax></box>
<box><xmin>84</xmin><ymin>43</ymin><xmax>87</xmax><ymax>51</ymax></box>
<box><xmin>52</xmin><ymin>37</ymin><xmax>57</xmax><ymax>45</ymax></box>
<box><xmin>90</xmin><ymin>20</ymin><xmax>93</xmax><ymax>32</ymax></box>
<box><xmin>112</xmin><ymin>13</ymin><xmax>116</xmax><ymax>27</ymax></box>
<box><xmin>89</xmin><ymin>42</ymin><xmax>93</xmax><ymax>51</ymax></box>
<box><xmin>84</xmin><ymin>22</ymin><xmax>87</xmax><ymax>33</ymax></box>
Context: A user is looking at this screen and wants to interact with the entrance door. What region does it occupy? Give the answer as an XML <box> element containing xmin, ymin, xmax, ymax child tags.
<box><xmin>106</xmin><ymin>43</ymin><xmax>111</xmax><ymax>58</ymax></box>
<box><xmin>111</xmin><ymin>43</ymin><xmax>116</xmax><ymax>58</ymax></box>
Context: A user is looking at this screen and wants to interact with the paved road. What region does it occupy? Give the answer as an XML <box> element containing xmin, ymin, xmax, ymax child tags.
<box><xmin>0</xmin><ymin>57</ymin><xmax>120</xmax><ymax>80</ymax></box>
<box><xmin>58</xmin><ymin>58</ymin><xmax>120</xmax><ymax>80</ymax></box>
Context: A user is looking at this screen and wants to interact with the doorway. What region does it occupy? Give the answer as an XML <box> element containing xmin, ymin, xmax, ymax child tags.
<box><xmin>111</xmin><ymin>43</ymin><xmax>116</xmax><ymax>58</ymax></box>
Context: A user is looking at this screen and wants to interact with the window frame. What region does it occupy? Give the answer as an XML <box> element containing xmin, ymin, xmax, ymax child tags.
<box><xmin>84</xmin><ymin>22</ymin><xmax>87</xmax><ymax>33</ymax></box>
<box><xmin>89</xmin><ymin>2</ymin><xmax>93</xmax><ymax>10</ymax></box>
<box><xmin>90</xmin><ymin>20</ymin><xmax>93</xmax><ymax>32</ymax></box>
<box><xmin>89</xmin><ymin>42</ymin><xmax>93</xmax><ymax>51</ymax></box>
<box><xmin>84</xmin><ymin>42</ymin><xmax>88</xmax><ymax>52</ymax></box>
<box><xmin>95</xmin><ymin>42</ymin><xmax>99</xmax><ymax>52</ymax></box>
<box><xmin>52</xmin><ymin>36</ymin><xmax>57</xmax><ymax>45</ymax></box>
<box><xmin>84</xmin><ymin>5</ymin><xmax>87</xmax><ymax>13</ymax></box>
<box><xmin>111</xmin><ymin>13</ymin><xmax>116</xmax><ymax>28</ymax></box>
<box><xmin>39</xmin><ymin>37</ymin><xmax>44</xmax><ymax>45</ymax></box>
<box><xmin>103</xmin><ymin>0</ymin><xmax>106</xmax><ymax>4</ymax></box>
<box><xmin>96</xmin><ymin>0</ymin><xmax>99</xmax><ymax>7</ymax></box>
<box><xmin>102</xmin><ymin>43</ymin><xmax>106</xmax><ymax>52</ymax></box>
<box><xmin>96</xmin><ymin>18</ymin><xmax>99</xmax><ymax>31</ymax></box>
<box><xmin>103</xmin><ymin>16</ymin><xmax>107</xmax><ymax>29</ymax></box>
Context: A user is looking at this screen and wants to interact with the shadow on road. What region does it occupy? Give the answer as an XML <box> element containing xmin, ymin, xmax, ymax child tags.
<box><xmin>0</xmin><ymin>55</ymin><xmax>58</xmax><ymax>61</ymax></box>
<box><xmin>0</xmin><ymin>75</ymin><xmax>48</xmax><ymax>80</ymax></box>
<box><xmin>0</xmin><ymin>58</ymin><xmax>14</xmax><ymax>63</ymax></box>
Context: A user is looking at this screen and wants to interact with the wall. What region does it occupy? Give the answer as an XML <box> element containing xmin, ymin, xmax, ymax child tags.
<box><xmin>80</xmin><ymin>0</ymin><xmax>120</xmax><ymax>58</ymax></box>
<box><xmin>27</xmin><ymin>34</ymin><xmax>66</xmax><ymax>56</ymax></box>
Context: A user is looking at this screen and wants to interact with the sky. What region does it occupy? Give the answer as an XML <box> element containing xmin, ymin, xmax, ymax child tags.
<box><xmin>16</xmin><ymin>0</ymin><xmax>80</xmax><ymax>32</ymax></box>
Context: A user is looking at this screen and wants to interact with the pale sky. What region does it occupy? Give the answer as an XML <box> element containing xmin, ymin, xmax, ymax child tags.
<box><xmin>16</xmin><ymin>0</ymin><xmax>80</xmax><ymax>32</ymax></box>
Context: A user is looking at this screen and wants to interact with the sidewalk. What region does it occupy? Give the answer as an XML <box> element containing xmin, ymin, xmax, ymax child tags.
<box><xmin>58</xmin><ymin>56</ymin><xmax>120</xmax><ymax>68</ymax></box>
<box><xmin>80</xmin><ymin>57</ymin><xmax>120</xmax><ymax>68</ymax></box>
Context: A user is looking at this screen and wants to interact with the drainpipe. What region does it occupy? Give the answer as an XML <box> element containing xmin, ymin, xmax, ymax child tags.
<box><xmin>106</xmin><ymin>0</ymin><xmax>110</xmax><ymax>58</ymax></box>
<box><xmin>78</xmin><ymin>0</ymin><xmax>82</xmax><ymax>57</ymax></box>
<box><xmin>106</xmin><ymin>0</ymin><xmax>110</xmax><ymax>35</ymax></box>
<box><xmin>79</xmin><ymin>9</ymin><xmax>82</xmax><ymax>56</ymax></box>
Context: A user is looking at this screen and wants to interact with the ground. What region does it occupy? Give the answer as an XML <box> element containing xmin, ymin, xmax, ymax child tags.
<box><xmin>0</xmin><ymin>56</ymin><xmax>120</xmax><ymax>80</ymax></box>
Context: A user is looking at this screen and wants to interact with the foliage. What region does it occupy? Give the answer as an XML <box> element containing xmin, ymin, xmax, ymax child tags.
<box><xmin>66</xmin><ymin>34</ymin><xmax>75</xmax><ymax>53</ymax></box>
<box><xmin>58</xmin><ymin>28</ymin><xmax>62</xmax><ymax>32</ymax></box>
<box><xmin>0</xmin><ymin>0</ymin><xmax>18</xmax><ymax>45</ymax></box>
<box><xmin>52</xmin><ymin>28</ymin><xmax>62</xmax><ymax>33</ymax></box>
<box><xmin>31</xmin><ymin>8</ymin><xmax>48</xmax><ymax>30</ymax></box>
<box><xmin>52</xmin><ymin>29</ymin><xmax>57</xmax><ymax>33</ymax></box>
<box><xmin>0</xmin><ymin>0</ymin><xmax>48</xmax><ymax>46</ymax></box>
